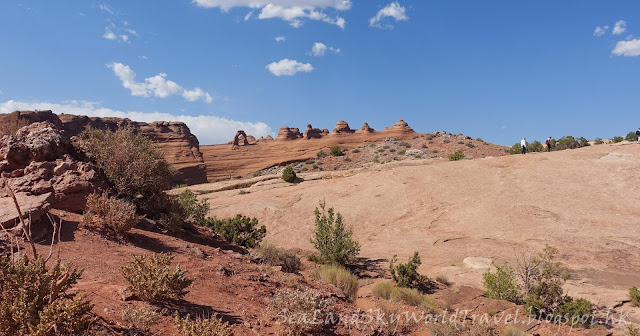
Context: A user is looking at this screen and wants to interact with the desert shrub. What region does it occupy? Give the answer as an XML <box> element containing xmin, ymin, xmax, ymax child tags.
<box><xmin>310</xmin><ymin>200</ymin><xmax>360</xmax><ymax>265</ymax></box>
<box><xmin>344</xmin><ymin>157</ymin><xmax>351</xmax><ymax>162</ymax></box>
<box><xmin>0</xmin><ymin>117</ymin><xmax>30</xmax><ymax>137</ymax></box>
<box><xmin>518</xmin><ymin>246</ymin><xmax>570</xmax><ymax>316</ymax></box>
<box><xmin>389</xmin><ymin>252</ymin><xmax>428</xmax><ymax>288</ymax></box>
<box><xmin>282</xmin><ymin>166</ymin><xmax>297</xmax><ymax>183</ymax></box>
<box><xmin>630</xmin><ymin>286</ymin><xmax>640</xmax><ymax>306</ymax></box>
<box><xmin>457</xmin><ymin>140</ymin><xmax>465</xmax><ymax>144</ymax></box>
<box><xmin>0</xmin><ymin>255</ymin><xmax>94</xmax><ymax>335</ymax></box>
<box><xmin>626</xmin><ymin>131</ymin><xmax>639</xmax><ymax>142</ymax></box>
<box><xmin>383</xmin><ymin>145</ymin><xmax>390</xmax><ymax>149</ymax></box>
<box><xmin>317</xmin><ymin>150</ymin><xmax>327</xmax><ymax>158</ymax></box>
<box><xmin>177</xmin><ymin>189</ymin><xmax>209</xmax><ymax>225</ymax></box>
<box><xmin>397</xmin><ymin>149</ymin><xmax>406</xmax><ymax>155</ymax></box>
<box><xmin>173</xmin><ymin>312</ymin><xmax>233</xmax><ymax>336</ymax></box>
<box><xmin>448</xmin><ymin>151</ymin><xmax>465</xmax><ymax>161</ymax></box>
<box><xmin>475</xmin><ymin>138</ymin><xmax>484</xmax><ymax>143</ymax></box>
<box><xmin>81</xmin><ymin>192</ymin><xmax>140</xmax><ymax>238</ymax></box>
<box><xmin>352</xmin><ymin>148</ymin><xmax>360</xmax><ymax>153</ymax></box>
<box><xmin>74</xmin><ymin>127</ymin><xmax>174</xmax><ymax>216</ymax></box>
<box><xmin>312</xmin><ymin>164</ymin><xmax>318</xmax><ymax>170</ymax></box>
<box><xmin>330</xmin><ymin>146</ymin><xmax>343</xmax><ymax>156</ymax></box>
<box><xmin>377</xmin><ymin>148</ymin><xmax>386</xmax><ymax>153</ymax></box>
<box><xmin>305</xmin><ymin>158</ymin><xmax>315</xmax><ymax>164</ymax></box>
<box><xmin>372</xmin><ymin>282</ymin><xmax>394</xmax><ymax>300</ymax></box>
<box><xmin>204</xmin><ymin>215</ymin><xmax>266</xmax><ymax>248</ymax></box>
<box><xmin>426</xmin><ymin>134</ymin><xmax>434</xmax><ymax>140</ymax></box>
<box><xmin>389</xmin><ymin>287</ymin><xmax>425</xmax><ymax>307</ymax></box>
<box><xmin>593</xmin><ymin>138</ymin><xmax>604</xmax><ymax>145</ymax></box>
<box><xmin>612</xmin><ymin>136</ymin><xmax>624</xmax><ymax>143</ymax></box>
<box><xmin>123</xmin><ymin>305</ymin><xmax>160</xmax><ymax>333</ymax></box>
<box><xmin>483</xmin><ymin>266</ymin><xmax>522</xmax><ymax>304</ymax></box>
<box><xmin>528</xmin><ymin>141</ymin><xmax>544</xmax><ymax>152</ymax></box>
<box><xmin>314</xmin><ymin>265</ymin><xmax>359</xmax><ymax>302</ymax></box>
<box><xmin>268</xmin><ymin>288</ymin><xmax>333</xmax><ymax>335</ymax></box>
<box><xmin>120</xmin><ymin>253</ymin><xmax>193</xmax><ymax>302</ymax></box>
<box><xmin>508</xmin><ymin>143</ymin><xmax>522</xmax><ymax>155</ymax></box>
<box><xmin>555</xmin><ymin>298</ymin><xmax>593</xmax><ymax>328</ymax></box>
<box><xmin>436</xmin><ymin>275</ymin><xmax>452</xmax><ymax>286</ymax></box>
<box><xmin>465</xmin><ymin>142</ymin><xmax>475</xmax><ymax>148</ymax></box>
<box><xmin>628</xmin><ymin>325</ymin><xmax>640</xmax><ymax>336</ymax></box>
<box><xmin>442</xmin><ymin>138</ymin><xmax>451</xmax><ymax>144</ymax></box>
<box><xmin>422</xmin><ymin>143</ymin><xmax>428</xmax><ymax>149</ymax></box>
<box><xmin>399</xmin><ymin>141</ymin><xmax>411</xmax><ymax>148</ymax></box>
<box><xmin>502</xmin><ymin>325</ymin><xmax>532</xmax><ymax>336</ymax></box>
<box><xmin>254</xmin><ymin>244</ymin><xmax>301</xmax><ymax>273</ymax></box>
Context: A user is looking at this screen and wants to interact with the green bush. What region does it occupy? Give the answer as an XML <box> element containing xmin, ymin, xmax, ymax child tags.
<box><xmin>399</xmin><ymin>141</ymin><xmax>411</xmax><ymax>148</ymax></box>
<box><xmin>390</xmin><ymin>252</ymin><xmax>428</xmax><ymax>288</ymax></box>
<box><xmin>330</xmin><ymin>146</ymin><xmax>343</xmax><ymax>156</ymax></box>
<box><xmin>522</xmin><ymin>246</ymin><xmax>570</xmax><ymax>316</ymax></box>
<box><xmin>74</xmin><ymin>127</ymin><xmax>174</xmax><ymax>216</ymax></box>
<box><xmin>593</xmin><ymin>138</ymin><xmax>604</xmax><ymax>145</ymax></box>
<box><xmin>372</xmin><ymin>282</ymin><xmax>394</xmax><ymax>300</ymax></box>
<box><xmin>626</xmin><ymin>132</ymin><xmax>639</xmax><ymax>142</ymax></box>
<box><xmin>81</xmin><ymin>192</ymin><xmax>140</xmax><ymax>238</ymax></box>
<box><xmin>314</xmin><ymin>265</ymin><xmax>359</xmax><ymax>302</ymax></box>
<box><xmin>268</xmin><ymin>289</ymin><xmax>333</xmax><ymax>335</ymax></box>
<box><xmin>630</xmin><ymin>286</ymin><xmax>640</xmax><ymax>306</ymax></box>
<box><xmin>0</xmin><ymin>256</ymin><xmax>94</xmax><ymax>335</ymax></box>
<box><xmin>177</xmin><ymin>189</ymin><xmax>210</xmax><ymax>226</ymax></box>
<box><xmin>465</xmin><ymin>142</ymin><xmax>475</xmax><ymax>148</ymax></box>
<box><xmin>509</xmin><ymin>143</ymin><xmax>522</xmax><ymax>155</ymax></box>
<box><xmin>397</xmin><ymin>149</ymin><xmax>406</xmax><ymax>155</ymax></box>
<box><xmin>173</xmin><ymin>312</ymin><xmax>233</xmax><ymax>336</ymax></box>
<box><xmin>204</xmin><ymin>215</ymin><xmax>266</xmax><ymax>248</ymax></box>
<box><xmin>344</xmin><ymin>157</ymin><xmax>351</xmax><ymax>162</ymax></box>
<box><xmin>528</xmin><ymin>140</ymin><xmax>544</xmax><ymax>152</ymax></box>
<box><xmin>120</xmin><ymin>253</ymin><xmax>193</xmax><ymax>302</ymax></box>
<box><xmin>317</xmin><ymin>150</ymin><xmax>327</xmax><ymax>158</ymax></box>
<box><xmin>483</xmin><ymin>266</ymin><xmax>522</xmax><ymax>304</ymax></box>
<box><xmin>254</xmin><ymin>244</ymin><xmax>301</xmax><ymax>273</ymax></box>
<box><xmin>442</xmin><ymin>138</ymin><xmax>450</xmax><ymax>144</ymax></box>
<box><xmin>448</xmin><ymin>151</ymin><xmax>465</xmax><ymax>161</ymax></box>
<box><xmin>555</xmin><ymin>298</ymin><xmax>593</xmax><ymax>328</ymax></box>
<box><xmin>282</xmin><ymin>166</ymin><xmax>297</xmax><ymax>183</ymax></box>
<box><xmin>310</xmin><ymin>200</ymin><xmax>360</xmax><ymax>265</ymax></box>
<box><xmin>612</xmin><ymin>136</ymin><xmax>624</xmax><ymax>143</ymax></box>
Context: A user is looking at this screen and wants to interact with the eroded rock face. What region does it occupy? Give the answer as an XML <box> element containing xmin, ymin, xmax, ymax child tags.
<box><xmin>384</xmin><ymin>119</ymin><xmax>415</xmax><ymax>133</ymax></box>
<box><xmin>275</xmin><ymin>126</ymin><xmax>302</xmax><ymax>141</ymax></box>
<box><xmin>360</xmin><ymin>122</ymin><xmax>375</xmax><ymax>133</ymax></box>
<box><xmin>333</xmin><ymin>120</ymin><xmax>354</xmax><ymax>134</ymax></box>
<box><xmin>304</xmin><ymin>124</ymin><xmax>327</xmax><ymax>139</ymax></box>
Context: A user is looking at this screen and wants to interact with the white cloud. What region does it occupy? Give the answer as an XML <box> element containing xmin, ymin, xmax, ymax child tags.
<box><xmin>0</xmin><ymin>100</ymin><xmax>273</xmax><ymax>145</ymax></box>
<box><xmin>266</xmin><ymin>59</ymin><xmax>314</xmax><ymax>76</ymax></box>
<box><xmin>612</xmin><ymin>38</ymin><xmax>640</xmax><ymax>57</ymax></box>
<box><xmin>275</xmin><ymin>36</ymin><xmax>286</xmax><ymax>42</ymax></box>
<box><xmin>139</xmin><ymin>55</ymin><xmax>148</xmax><ymax>60</ymax></box>
<box><xmin>102</xmin><ymin>28</ymin><xmax>117</xmax><ymax>40</ymax></box>
<box><xmin>613</xmin><ymin>20</ymin><xmax>627</xmax><ymax>35</ymax></box>
<box><xmin>120</xmin><ymin>34</ymin><xmax>129</xmax><ymax>43</ymax></box>
<box><xmin>194</xmin><ymin>0</ymin><xmax>349</xmax><ymax>28</ymax></box>
<box><xmin>593</xmin><ymin>25</ymin><xmax>608</xmax><ymax>37</ymax></box>
<box><xmin>107</xmin><ymin>62</ymin><xmax>213</xmax><ymax>103</ymax></box>
<box><xmin>311</xmin><ymin>42</ymin><xmax>340</xmax><ymax>56</ymax></box>
<box><xmin>98</xmin><ymin>3</ymin><xmax>114</xmax><ymax>14</ymax></box>
<box><xmin>244</xmin><ymin>10</ymin><xmax>254</xmax><ymax>21</ymax></box>
<box><xmin>369</xmin><ymin>1</ymin><xmax>408</xmax><ymax>29</ymax></box>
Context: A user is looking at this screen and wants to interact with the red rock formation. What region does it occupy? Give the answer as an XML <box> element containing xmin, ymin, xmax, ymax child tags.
<box><xmin>333</xmin><ymin>120</ymin><xmax>354</xmax><ymax>134</ymax></box>
<box><xmin>359</xmin><ymin>122</ymin><xmax>375</xmax><ymax>133</ymax></box>
<box><xmin>275</xmin><ymin>126</ymin><xmax>302</xmax><ymax>141</ymax></box>
<box><xmin>384</xmin><ymin>119</ymin><xmax>414</xmax><ymax>133</ymax></box>
<box><xmin>304</xmin><ymin>124</ymin><xmax>327</xmax><ymax>139</ymax></box>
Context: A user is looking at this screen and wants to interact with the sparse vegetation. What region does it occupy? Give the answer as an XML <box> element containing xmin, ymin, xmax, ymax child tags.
<box><xmin>389</xmin><ymin>287</ymin><xmax>438</xmax><ymax>313</ymax></box>
<box><xmin>173</xmin><ymin>312</ymin><xmax>233</xmax><ymax>336</ymax></box>
<box><xmin>254</xmin><ymin>244</ymin><xmax>301</xmax><ymax>273</ymax></box>
<box><xmin>282</xmin><ymin>166</ymin><xmax>297</xmax><ymax>183</ymax></box>
<box><xmin>629</xmin><ymin>286</ymin><xmax>640</xmax><ymax>306</ymax></box>
<box><xmin>177</xmin><ymin>189</ymin><xmax>210</xmax><ymax>226</ymax></box>
<box><xmin>448</xmin><ymin>150</ymin><xmax>465</xmax><ymax>161</ymax></box>
<box><xmin>310</xmin><ymin>200</ymin><xmax>360</xmax><ymax>265</ymax></box>
<box><xmin>317</xmin><ymin>150</ymin><xmax>327</xmax><ymax>158</ymax></box>
<box><xmin>465</xmin><ymin>142</ymin><xmax>475</xmax><ymax>148</ymax></box>
<box><xmin>372</xmin><ymin>282</ymin><xmax>394</xmax><ymax>300</ymax></box>
<box><xmin>628</xmin><ymin>324</ymin><xmax>640</xmax><ymax>336</ymax></box>
<box><xmin>313</xmin><ymin>264</ymin><xmax>359</xmax><ymax>302</ymax></box>
<box><xmin>389</xmin><ymin>251</ymin><xmax>428</xmax><ymax>288</ymax></box>
<box><xmin>442</xmin><ymin>138</ymin><xmax>451</xmax><ymax>144</ymax></box>
<box><xmin>482</xmin><ymin>266</ymin><xmax>522</xmax><ymax>304</ymax></box>
<box><xmin>593</xmin><ymin>138</ymin><xmax>604</xmax><ymax>145</ymax></box>
<box><xmin>123</xmin><ymin>305</ymin><xmax>160</xmax><ymax>333</ymax></box>
<box><xmin>81</xmin><ymin>192</ymin><xmax>140</xmax><ymax>238</ymax></box>
<box><xmin>269</xmin><ymin>288</ymin><xmax>333</xmax><ymax>335</ymax></box>
<box><xmin>625</xmin><ymin>131</ymin><xmax>639</xmax><ymax>142</ymax></box>
<box><xmin>554</xmin><ymin>298</ymin><xmax>593</xmax><ymax>328</ymax></box>
<box><xmin>344</xmin><ymin>157</ymin><xmax>351</xmax><ymax>162</ymax></box>
<box><xmin>330</xmin><ymin>146</ymin><xmax>343</xmax><ymax>156</ymax></box>
<box><xmin>612</xmin><ymin>136</ymin><xmax>624</xmax><ymax>143</ymax></box>
<box><xmin>120</xmin><ymin>253</ymin><xmax>194</xmax><ymax>302</ymax></box>
<box><xmin>436</xmin><ymin>275</ymin><xmax>452</xmax><ymax>286</ymax></box>
<box><xmin>204</xmin><ymin>215</ymin><xmax>266</xmax><ymax>248</ymax></box>
<box><xmin>0</xmin><ymin>255</ymin><xmax>94</xmax><ymax>335</ymax></box>
<box><xmin>457</xmin><ymin>140</ymin><xmax>465</xmax><ymax>144</ymax></box>
<box><xmin>399</xmin><ymin>141</ymin><xmax>411</xmax><ymax>148</ymax></box>
<box><xmin>352</xmin><ymin>148</ymin><xmax>360</xmax><ymax>153</ymax></box>
<box><xmin>519</xmin><ymin>246</ymin><xmax>570</xmax><ymax>316</ymax></box>
<box><xmin>397</xmin><ymin>149</ymin><xmax>406</xmax><ymax>155</ymax></box>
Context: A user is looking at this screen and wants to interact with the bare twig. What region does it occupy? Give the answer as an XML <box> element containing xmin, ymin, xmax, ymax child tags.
<box><xmin>3</xmin><ymin>184</ymin><xmax>38</xmax><ymax>259</ymax></box>
<box><xmin>44</xmin><ymin>213</ymin><xmax>59</xmax><ymax>264</ymax></box>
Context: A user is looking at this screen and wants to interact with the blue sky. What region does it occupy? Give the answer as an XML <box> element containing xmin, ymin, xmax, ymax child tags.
<box><xmin>1</xmin><ymin>0</ymin><xmax>639</xmax><ymax>145</ymax></box>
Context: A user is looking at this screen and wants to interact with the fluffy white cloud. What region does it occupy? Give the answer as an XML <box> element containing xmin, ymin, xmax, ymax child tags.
<box><xmin>612</xmin><ymin>38</ymin><xmax>640</xmax><ymax>57</ymax></box>
<box><xmin>311</xmin><ymin>42</ymin><xmax>340</xmax><ymax>56</ymax></box>
<box><xmin>613</xmin><ymin>20</ymin><xmax>627</xmax><ymax>35</ymax></box>
<box><xmin>275</xmin><ymin>36</ymin><xmax>286</xmax><ymax>42</ymax></box>
<box><xmin>369</xmin><ymin>1</ymin><xmax>408</xmax><ymax>29</ymax></box>
<box><xmin>194</xmin><ymin>0</ymin><xmax>349</xmax><ymax>28</ymax></box>
<box><xmin>107</xmin><ymin>62</ymin><xmax>213</xmax><ymax>103</ymax></box>
<box><xmin>593</xmin><ymin>25</ymin><xmax>608</xmax><ymax>37</ymax></box>
<box><xmin>0</xmin><ymin>100</ymin><xmax>273</xmax><ymax>145</ymax></box>
<box><xmin>266</xmin><ymin>59</ymin><xmax>314</xmax><ymax>76</ymax></box>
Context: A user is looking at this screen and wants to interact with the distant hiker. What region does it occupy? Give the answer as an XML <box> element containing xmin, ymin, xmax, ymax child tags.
<box><xmin>636</xmin><ymin>128</ymin><xmax>640</xmax><ymax>142</ymax></box>
<box><xmin>546</xmin><ymin>137</ymin><xmax>552</xmax><ymax>152</ymax></box>
<box><xmin>521</xmin><ymin>138</ymin><xmax>527</xmax><ymax>154</ymax></box>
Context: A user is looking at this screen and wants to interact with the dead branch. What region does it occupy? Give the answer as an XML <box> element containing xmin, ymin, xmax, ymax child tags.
<box><xmin>3</xmin><ymin>184</ymin><xmax>38</xmax><ymax>259</ymax></box>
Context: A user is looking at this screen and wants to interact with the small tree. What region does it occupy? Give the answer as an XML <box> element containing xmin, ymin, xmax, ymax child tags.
<box><xmin>310</xmin><ymin>200</ymin><xmax>360</xmax><ymax>265</ymax></box>
<box><xmin>612</xmin><ymin>136</ymin><xmax>624</xmax><ymax>143</ymax></box>
<box><xmin>282</xmin><ymin>166</ymin><xmax>297</xmax><ymax>183</ymax></box>
<box><xmin>177</xmin><ymin>189</ymin><xmax>209</xmax><ymax>226</ymax></box>
<box><xmin>330</xmin><ymin>146</ymin><xmax>343</xmax><ymax>156</ymax></box>
<box><xmin>483</xmin><ymin>266</ymin><xmax>522</xmax><ymax>303</ymax></box>
<box><xmin>389</xmin><ymin>251</ymin><xmax>428</xmax><ymax>288</ymax></box>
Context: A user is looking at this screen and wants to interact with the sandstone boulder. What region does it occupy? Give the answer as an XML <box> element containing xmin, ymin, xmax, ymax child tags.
<box><xmin>275</xmin><ymin>126</ymin><xmax>302</xmax><ymax>141</ymax></box>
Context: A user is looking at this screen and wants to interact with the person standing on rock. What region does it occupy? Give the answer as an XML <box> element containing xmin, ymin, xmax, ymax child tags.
<box><xmin>636</xmin><ymin>128</ymin><xmax>640</xmax><ymax>142</ymax></box>
<box><xmin>521</xmin><ymin>138</ymin><xmax>527</xmax><ymax>154</ymax></box>
<box><xmin>546</xmin><ymin>137</ymin><xmax>552</xmax><ymax>152</ymax></box>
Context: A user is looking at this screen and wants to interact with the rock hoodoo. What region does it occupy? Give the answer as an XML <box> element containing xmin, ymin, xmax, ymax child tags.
<box><xmin>384</xmin><ymin>119</ymin><xmax>414</xmax><ymax>133</ymax></box>
<box><xmin>359</xmin><ymin>122</ymin><xmax>375</xmax><ymax>133</ymax></box>
<box><xmin>275</xmin><ymin>126</ymin><xmax>302</xmax><ymax>141</ymax></box>
<box><xmin>332</xmin><ymin>120</ymin><xmax>354</xmax><ymax>134</ymax></box>
<box><xmin>304</xmin><ymin>124</ymin><xmax>329</xmax><ymax>139</ymax></box>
